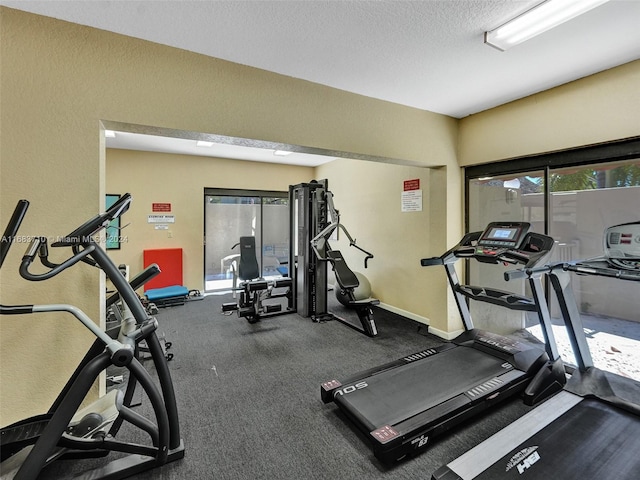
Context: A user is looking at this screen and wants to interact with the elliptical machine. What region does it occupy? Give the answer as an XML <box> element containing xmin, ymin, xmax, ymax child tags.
<box><xmin>0</xmin><ymin>194</ymin><xmax>184</xmax><ymax>479</ymax></box>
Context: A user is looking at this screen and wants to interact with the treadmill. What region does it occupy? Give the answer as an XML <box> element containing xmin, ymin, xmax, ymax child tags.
<box><xmin>320</xmin><ymin>222</ymin><xmax>566</xmax><ymax>464</ymax></box>
<box><xmin>433</xmin><ymin>221</ymin><xmax>640</xmax><ymax>480</ymax></box>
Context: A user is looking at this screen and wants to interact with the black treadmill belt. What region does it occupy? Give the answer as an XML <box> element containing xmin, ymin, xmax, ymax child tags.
<box><xmin>335</xmin><ymin>346</ymin><xmax>516</xmax><ymax>430</ymax></box>
<box><xmin>474</xmin><ymin>399</ymin><xmax>640</xmax><ymax>479</ymax></box>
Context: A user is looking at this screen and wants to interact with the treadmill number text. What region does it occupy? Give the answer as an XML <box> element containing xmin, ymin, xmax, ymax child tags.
<box><xmin>334</xmin><ymin>382</ymin><xmax>368</xmax><ymax>396</ymax></box>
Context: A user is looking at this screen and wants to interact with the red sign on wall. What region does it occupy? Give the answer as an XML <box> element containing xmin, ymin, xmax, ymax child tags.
<box><xmin>403</xmin><ymin>179</ymin><xmax>420</xmax><ymax>191</ymax></box>
<box><xmin>152</xmin><ymin>203</ymin><xmax>172</xmax><ymax>212</ymax></box>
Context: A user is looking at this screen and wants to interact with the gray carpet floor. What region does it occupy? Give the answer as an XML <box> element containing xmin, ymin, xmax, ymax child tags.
<box><xmin>39</xmin><ymin>293</ymin><xmax>534</xmax><ymax>479</ymax></box>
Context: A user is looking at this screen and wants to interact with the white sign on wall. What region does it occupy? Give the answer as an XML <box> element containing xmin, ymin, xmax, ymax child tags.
<box><xmin>401</xmin><ymin>189</ymin><xmax>423</xmax><ymax>212</ymax></box>
<box><xmin>148</xmin><ymin>214</ymin><xmax>175</xmax><ymax>223</ymax></box>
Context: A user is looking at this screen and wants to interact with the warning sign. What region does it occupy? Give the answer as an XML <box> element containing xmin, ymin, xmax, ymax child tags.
<box><xmin>403</xmin><ymin>179</ymin><xmax>420</xmax><ymax>191</ymax></box>
<box><xmin>152</xmin><ymin>203</ymin><xmax>172</xmax><ymax>212</ymax></box>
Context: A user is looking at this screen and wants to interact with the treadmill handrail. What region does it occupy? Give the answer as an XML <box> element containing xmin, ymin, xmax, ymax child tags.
<box><xmin>455</xmin><ymin>285</ymin><xmax>537</xmax><ymax>312</ymax></box>
<box><xmin>506</xmin><ymin>259</ymin><xmax>640</xmax><ymax>283</ymax></box>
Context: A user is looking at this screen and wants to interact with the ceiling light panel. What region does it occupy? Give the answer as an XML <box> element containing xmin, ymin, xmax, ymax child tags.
<box><xmin>485</xmin><ymin>0</ymin><xmax>610</xmax><ymax>51</ymax></box>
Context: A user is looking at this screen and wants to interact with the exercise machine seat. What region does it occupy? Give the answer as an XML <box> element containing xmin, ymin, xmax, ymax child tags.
<box><xmin>238</xmin><ymin>236</ymin><xmax>260</xmax><ymax>281</ymax></box>
<box><xmin>326</xmin><ymin>250</ymin><xmax>359</xmax><ymax>289</ymax></box>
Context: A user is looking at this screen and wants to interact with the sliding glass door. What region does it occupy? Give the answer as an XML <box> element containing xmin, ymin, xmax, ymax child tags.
<box><xmin>467</xmin><ymin>170</ymin><xmax>545</xmax><ymax>334</ymax></box>
<box><xmin>204</xmin><ymin>189</ymin><xmax>289</xmax><ymax>292</ymax></box>
<box><xmin>466</xmin><ymin>140</ymin><xmax>640</xmax><ymax>379</ymax></box>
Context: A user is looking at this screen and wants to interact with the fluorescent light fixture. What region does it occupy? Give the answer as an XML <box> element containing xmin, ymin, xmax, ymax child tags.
<box><xmin>196</xmin><ymin>140</ymin><xmax>214</xmax><ymax>147</ymax></box>
<box><xmin>273</xmin><ymin>150</ymin><xmax>293</xmax><ymax>156</ymax></box>
<box><xmin>485</xmin><ymin>0</ymin><xmax>610</xmax><ymax>51</ymax></box>
<box><xmin>104</xmin><ymin>130</ymin><xmax>116</xmax><ymax>138</ymax></box>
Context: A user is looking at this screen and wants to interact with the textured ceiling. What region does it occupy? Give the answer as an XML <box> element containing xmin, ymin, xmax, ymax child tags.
<box><xmin>3</xmin><ymin>0</ymin><xmax>640</xmax><ymax>164</ymax></box>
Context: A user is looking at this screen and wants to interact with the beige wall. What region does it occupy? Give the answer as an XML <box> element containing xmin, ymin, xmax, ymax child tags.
<box><xmin>106</xmin><ymin>149</ymin><xmax>314</xmax><ymax>290</ymax></box>
<box><xmin>315</xmin><ymin>160</ymin><xmax>454</xmax><ymax>334</ymax></box>
<box><xmin>0</xmin><ymin>7</ymin><xmax>459</xmax><ymax>425</ymax></box>
<box><xmin>459</xmin><ymin>60</ymin><xmax>640</xmax><ymax>166</ymax></box>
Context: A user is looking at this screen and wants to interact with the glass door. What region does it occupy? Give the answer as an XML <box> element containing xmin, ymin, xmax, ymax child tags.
<box><xmin>467</xmin><ymin>170</ymin><xmax>545</xmax><ymax>334</ymax></box>
<box><xmin>261</xmin><ymin>196</ymin><xmax>290</xmax><ymax>279</ymax></box>
<box><xmin>204</xmin><ymin>189</ymin><xmax>289</xmax><ymax>292</ymax></box>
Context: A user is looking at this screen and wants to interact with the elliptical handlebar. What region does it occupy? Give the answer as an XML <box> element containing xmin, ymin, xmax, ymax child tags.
<box><xmin>0</xmin><ymin>199</ymin><xmax>30</xmax><ymax>268</ymax></box>
<box><xmin>52</xmin><ymin>193</ymin><xmax>131</xmax><ymax>247</ymax></box>
<box><xmin>19</xmin><ymin>236</ymin><xmax>97</xmax><ymax>281</ymax></box>
<box><xmin>0</xmin><ymin>198</ymin><xmax>134</xmax><ymax>360</ymax></box>
<box><xmin>13</xmin><ymin>195</ymin><xmax>132</xmax><ymax>281</ymax></box>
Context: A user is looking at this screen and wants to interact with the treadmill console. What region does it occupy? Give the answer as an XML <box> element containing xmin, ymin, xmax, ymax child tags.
<box><xmin>604</xmin><ymin>222</ymin><xmax>640</xmax><ymax>269</ymax></box>
<box><xmin>477</xmin><ymin>222</ymin><xmax>531</xmax><ymax>250</ymax></box>
<box><xmin>422</xmin><ymin>221</ymin><xmax>553</xmax><ymax>269</ymax></box>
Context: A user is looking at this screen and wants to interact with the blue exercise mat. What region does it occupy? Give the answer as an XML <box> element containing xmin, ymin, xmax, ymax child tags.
<box><xmin>146</xmin><ymin>285</ymin><xmax>189</xmax><ymax>302</ymax></box>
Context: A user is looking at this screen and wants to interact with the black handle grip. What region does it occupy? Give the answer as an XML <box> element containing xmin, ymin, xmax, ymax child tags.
<box><xmin>0</xmin><ymin>305</ymin><xmax>34</xmax><ymax>315</ymax></box>
<box><xmin>421</xmin><ymin>257</ymin><xmax>444</xmax><ymax>267</ymax></box>
<box><xmin>504</xmin><ymin>268</ymin><xmax>528</xmax><ymax>281</ymax></box>
<box><xmin>0</xmin><ymin>199</ymin><xmax>29</xmax><ymax>268</ymax></box>
<box><xmin>22</xmin><ymin>237</ymin><xmax>43</xmax><ymax>264</ymax></box>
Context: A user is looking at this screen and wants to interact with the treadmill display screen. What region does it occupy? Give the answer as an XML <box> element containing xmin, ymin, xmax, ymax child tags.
<box><xmin>481</xmin><ymin>227</ymin><xmax>521</xmax><ymax>245</ymax></box>
<box><xmin>489</xmin><ymin>228</ymin><xmax>517</xmax><ymax>240</ymax></box>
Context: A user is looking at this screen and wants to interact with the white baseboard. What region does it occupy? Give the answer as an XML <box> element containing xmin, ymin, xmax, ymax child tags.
<box><xmin>426</xmin><ymin>326</ymin><xmax>464</xmax><ymax>341</ymax></box>
<box><xmin>377</xmin><ymin>302</ymin><xmax>462</xmax><ymax>341</ymax></box>
<box><xmin>378</xmin><ymin>302</ymin><xmax>429</xmax><ymax>325</ymax></box>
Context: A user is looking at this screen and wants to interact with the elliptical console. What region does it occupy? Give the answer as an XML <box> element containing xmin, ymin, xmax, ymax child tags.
<box><xmin>604</xmin><ymin>222</ymin><xmax>640</xmax><ymax>270</ymax></box>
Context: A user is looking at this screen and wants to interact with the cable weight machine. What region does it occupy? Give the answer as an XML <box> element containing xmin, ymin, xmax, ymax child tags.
<box><xmin>289</xmin><ymin>180</ymin><xmax>379</xmax><ymax>336</ymax></box>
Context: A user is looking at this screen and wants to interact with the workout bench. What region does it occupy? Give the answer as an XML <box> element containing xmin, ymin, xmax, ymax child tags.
<box><xmin>221</xmin><ymin>236</ymin><xmax>294</xmax><ymax>323</ymax></box>
<box><xmin>327</xmin><ymin>249</ymin><xmax>379</xmax><ymax>337</ymax></box>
